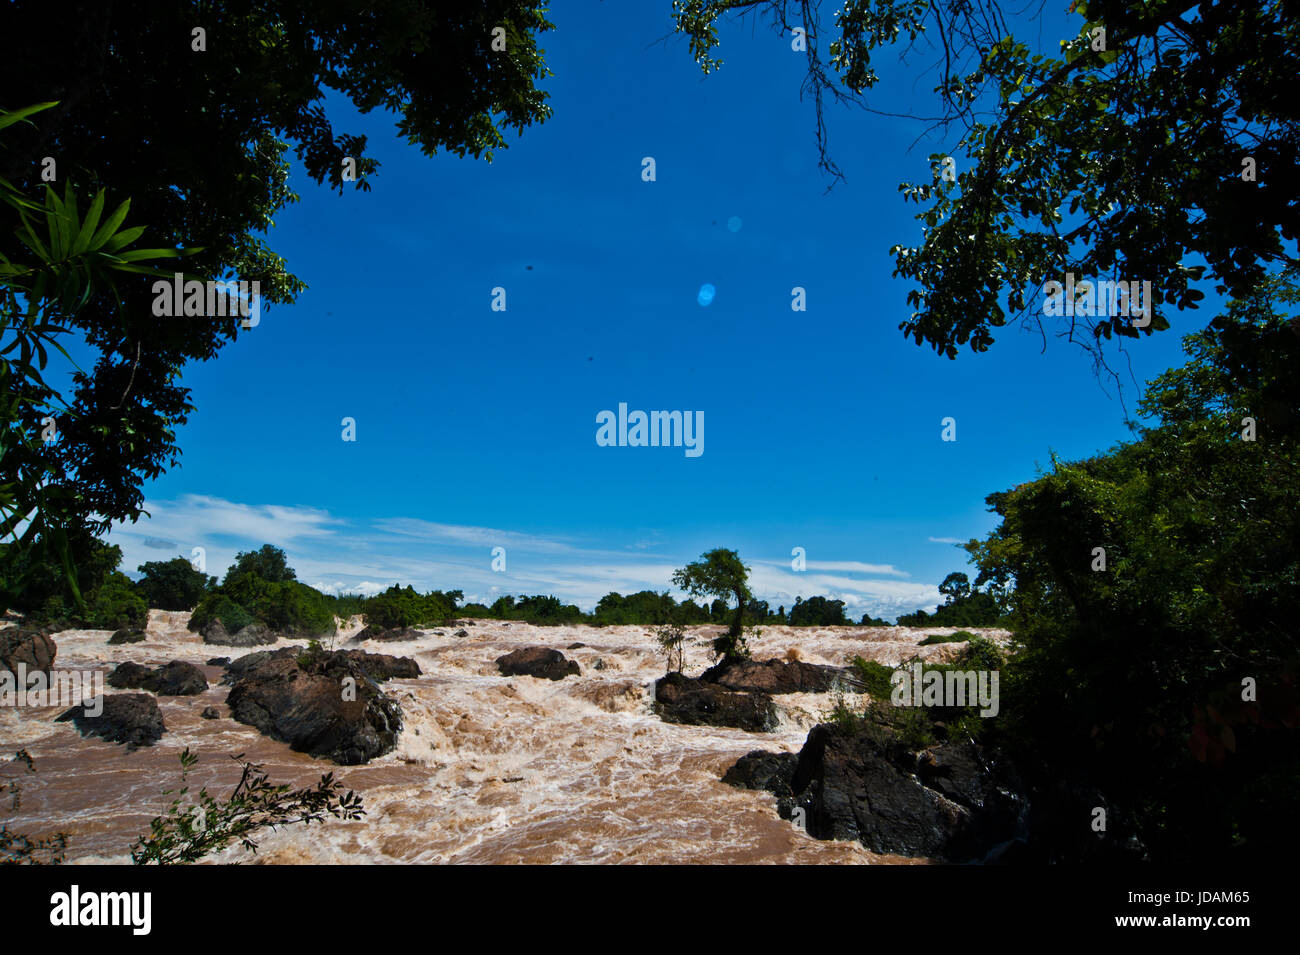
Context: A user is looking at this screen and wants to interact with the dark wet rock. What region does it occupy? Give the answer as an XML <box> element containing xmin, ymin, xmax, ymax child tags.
<box><xmin>222</xmin><ymin>622</ymin><xmax>276</xmax><ymax>647</ymax></box>
<box><xmin>206</xmin><ymin>657</ymin><xmax>231</xmax><ymax>667</ymax></box>
<box><xmin>783</xmin><ymin>723</ymin><xmax>1026</xmax><ymax>862</ymax></box>
<box><xmin>997</xmin><ymin>777</ymin><xmax>1149</xmax><ymax>864</ymax></box>
<box><xmin>107</xmin><ymin>660</ymin><xmax>208</xmax><ymax>696</ymax></box>
<box><xmin>108</xmin><ymin>628</ymin><xmax>147</xmax><ymax>645</ymax></box>
<box><xmin>56</xmin><ymin>693</ymin><xmax>165</xmax><ymax>750</ymax></box>
<box><xmin>567</xmin><ymin>642</ymin><xmax>587</xmax><ymax>650</ymax></box>
<box><xmin>454</xmin><ymin>629</ymin><xmax>470</xmax><ymax>638</ymax></box>
<box><xmin>653</xmin><ymin>672</ymin><xmax>779</xmax><ymax>733</ymax></box>
<box><xmin>198</xmin><ymin>618</ymin><xmax>229</xmax><ymax>644</ymax></box>
<box><xmin>200</xmin><ymin>706</ymin><xmax>220</xmax><ymax>720</ymax></box>
<box><xmin>354</xmin><ymin>625</ymin><xmax>423</xmax><ymax>642</ymax></box>
<box><xmin>0</xmin><ymin>629</ymin><xmax>56</xmax><ymax>676</ymax></box>
<box><xmin>223</xmin><ymin>647</ymin><xmax>405</xmax><ymax>765</ymax></box>
<box><xmin>496</xmin><ymin>647</ymin><xmax>580</xmax><ymax>680</ymax></box>
<box><xmin>702</xmin><ymin>657</ymin><xmax>855</xmax><ymax>695</ymax></box>
<box><xmin>223</xmin><ymin>647</ymin><xmax>419</xmax><ymax>686</ymax></box>
<box><xmin>722</xmin><ymin>750</ymin><xmax>799</xmax><ymax>798</ymax></box>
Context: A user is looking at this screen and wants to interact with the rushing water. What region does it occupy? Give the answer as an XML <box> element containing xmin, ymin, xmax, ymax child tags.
<box><xmin>0</xmin><ymin>611</ymin><xmax>1010</xmax><ymax>864</ymax></box>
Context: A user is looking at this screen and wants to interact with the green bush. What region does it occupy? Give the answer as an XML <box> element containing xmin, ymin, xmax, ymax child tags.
<box><xmin>135</xmin><ymin>558</ymin><xmax>214</xmax><ymax>611</ymax></box>
<box><xmin>917</xmin><ymin>630</ymin><xmax>977</xmax><ymax>646</ymax></box>
<box><xmin>190</xmin><ymin>594</ymin><xmax>254</xmax><ymax>634</ymax></box>
<box><xmin>84</xmin><ymin>572</ymin><xmax>148</xmax><ymax>630</ymax></box>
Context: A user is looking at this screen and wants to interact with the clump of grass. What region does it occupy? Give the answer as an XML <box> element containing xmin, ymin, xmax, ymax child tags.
<box><xmin>917</xmin><ymin>630</ymin><xmax>977</xmax><ymax>646</ymax></box>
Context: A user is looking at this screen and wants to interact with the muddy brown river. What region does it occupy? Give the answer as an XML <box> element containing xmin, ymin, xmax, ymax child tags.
<box><xmin>1</xmin><ymin>612</ymin><xmax>1010</xmax><ymax>864</ymax></box>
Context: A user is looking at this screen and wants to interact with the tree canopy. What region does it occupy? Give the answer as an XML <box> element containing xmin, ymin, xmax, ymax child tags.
<box><xmin>673</xmin><ymin>0</ymin><xmax>1300</xmax><ymax>381</ymax></box>
<box><xmin>0</xmin><ymin>1</ymin><xmax>556</xmax><ymax>591</ymax></box>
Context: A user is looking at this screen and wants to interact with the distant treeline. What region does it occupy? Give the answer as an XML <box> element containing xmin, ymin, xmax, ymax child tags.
<box><xmin>2</xmin><ymin>540</ymin><xmax>1002</xmax><ymax>632</ymax></box>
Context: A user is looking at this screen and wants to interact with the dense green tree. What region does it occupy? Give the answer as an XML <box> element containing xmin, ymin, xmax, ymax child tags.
<box><xmin>0</xmin><ymin>2</ymin><xmax>556</xmax><ymax>588</ymax></box>
<box><xmin>967</xmin><ymin>274</ymin><xmax>1300</xmax><ymax>862</ymax></box>
<box><xmin>788</xmin><ymin>594</ymin><xmax>848</xmax><ymax>627</ymax></box>
<box><xmin>225</xmin><ymin>545</ymin><xmax>297</xmax><ymax>585</ymax></box>
<box><xmin>672</xmin><ymin>548</ymin><xmax>752</xmax><ymax>660</ymax></box>
<box><xmin>136</xmin><ymin>557</ymin><xmax>215</xmax><ymax>611</ymax></box>
<box><xmin>673</xmin><ymin>1</ymin><xmax>1300</xmax><ymax>383</ymax></box>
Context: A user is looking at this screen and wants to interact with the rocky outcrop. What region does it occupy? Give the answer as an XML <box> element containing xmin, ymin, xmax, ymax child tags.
<box><xmin>352</xmin><ymin>625</ymin><xmax>423</xmax><ymax>643</ymax></box>
<box><xmin>653</xmin><ymin>672</ymin><xmax>779</xmax><ymax>732</ymax></box>
<box><xmin>223</xmin><ymin>648</ymin><xmax>406</xmax><ymax>765</ymax></box>
<box><xmin>722</xmin><ymin>750</ymin><xmax>798</xmax><ymax>796</ymax></box>
<box><xmin>108</xmin><ymin>628</ymin><xmax>147</xmax><ymax>645</ymax></box>
<box><xmin>776</xmin><ymin>723</ymin><xmax>1026</xmax><ymax>862</ymax></box>
<box><xmin>222</xmin><ymin>647</ymin><xmax>420</xmax><ymax>685</ymax></box>
<box><xmin>107</xmin><ymin>660</ymin><xmax>208</xmax><ymax>696</ymax></box>
<box><xmin>56</xmin><ymin>693</ymin><xmax>165</xmax><ymax>750</ymax></box>
<box><xmin>0</xmin><ymin>629</ymin><xmax>56</xmax><ymax>676</ymax></box>
<box><xmin>496</xmin><ymin>647</ymin><xmax>580</xmax><ymax>681</ymax></box>
<box><xmin>701</xmin><ymin>657</ymin><xmax>856</xmax><ymax>695</ymax></box>
<box><xmin>202</xmin><ymin>620</ymin><xmax>276</xmax><ymax>647</ymax></box>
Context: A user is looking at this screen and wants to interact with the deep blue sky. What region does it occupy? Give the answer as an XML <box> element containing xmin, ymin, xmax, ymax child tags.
<box><xmin>106</xmin><ymin>2</ymin><xmax>1218</xmax><ymax>619</ymax></box>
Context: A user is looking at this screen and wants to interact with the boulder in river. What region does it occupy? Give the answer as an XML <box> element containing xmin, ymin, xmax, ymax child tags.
<box><xmin>722</xmin><ymin>749</ymin><xmax>799</xmax><ymax>797</ymax></box>
<box><xmin>223</xmin><ymin>647</ymin><xmax>406</xmax><ymax>765</ymax></box>
<box><xmin>653</xmin><ymin>672</ymin><xmax>779</xmax><ymax>733</ymax></box>
<box><xmin>56</xmin><ymin>693</ymin><xmax>165</xmax><ymax>750</ymax></box>
<box><xmin>701</xmin><ymin>657</ymin><xmax>856</xmax><ymax>695</ymax></box>
<box><xmin>108</xmin><ymin>628</ymin><xmax>147</xmax><ymax>645</ymax></box>
<box><xmin>778</xmin><ymin>722</ymin><xmax>1027</xmax><ymax>862</ymax></box>
<box><xmin>352</xmin><ymin>625</ymin><xmax>423</xmax><ymax>643</ymax></box>
<box><xmin>496</xmin><ymin>647</ymin><xmax>580</xmax><ymax>680</ymax></box>
<box><xmin>0</xmin><ymin>628</ymin><xmax>56</xmax><ymax>676</ymax></box>
<box><xmin>107</xmin><ymin>660</ymin><xmax>208</xmax><ymax>696</ymax></box>
<box><xmin>212</xmin><ymin>621</ymin><xmax>276</xmax><ymax>647</ymax></box>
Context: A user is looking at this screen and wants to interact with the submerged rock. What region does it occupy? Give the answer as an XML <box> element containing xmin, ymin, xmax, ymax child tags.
<box><xmin>496</xmin><ymin>647</ymin><xmax>580</xmax><ymax>681</ymax></box>
<box><xmin>107</xmin><ymin>660</ymin><xmax>208</xmax><ymax>696</ymax></box>
<box><xmin>653</xmin><ymin>672</ymin><xmax>779</xmax><ymax>733</ymax></box>
<box><xmin>56</xmin><ymin>693</ymin><xmax>165</xmax><ymax>750</ymax></box>
<box><xmin>223</xmin><ymin>647</ymin><xmax>407</xmax><ymax>765</ymax></box>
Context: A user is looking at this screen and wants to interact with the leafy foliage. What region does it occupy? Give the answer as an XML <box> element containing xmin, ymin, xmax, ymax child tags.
<box><xmin>130</xmin><ymin>748</ymin><xmax>364</xmax><ymax>865</ymax></box>
<box><xmin>672</xmin><ymin>548</ymin><xmax>753</xmax><ymax>659</ymax></box>
<box><xmin>788</xmin><ymin>594</ymin><xmax>848</xmax><ymax>626</ymax></box>
<box><xmin>673</xmin><ymin>1</ymin><xmax>1300</xmax><ymax>386</ymax></box>
<box><xmin>966</xmin><ymin>276</ymin><xmax>1300</xmax><ymax>861</ymax></box>
<box><xmin>135</xmin><ymin>557</ymin><xmax>215</xmax><ymax>611</ymax></box>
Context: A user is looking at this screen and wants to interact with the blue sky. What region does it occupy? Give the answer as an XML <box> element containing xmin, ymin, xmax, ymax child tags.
<box><xmin>105</xmin><ymin>2</ymin><xmax>1219</xmax><ymax>620</ymax></box>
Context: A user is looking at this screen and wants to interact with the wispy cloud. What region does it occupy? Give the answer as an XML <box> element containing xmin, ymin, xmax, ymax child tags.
<box><xmin>928</xmin><ymin>536</ymin><xmax>967</xmax><ymax>545</ymax></box>
<box><xmin>111</xmin><ymin>495</ymin><xmax>943</xmax><ymax>619</ymax></box>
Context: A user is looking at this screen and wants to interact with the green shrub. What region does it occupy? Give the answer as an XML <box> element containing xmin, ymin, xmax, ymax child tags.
<box><xmin>84</xmin><ymin>572</ymin><xmax>148</xmax><ymax>630</ymax></box>
<box><xmin>189</xmin><ymin>594</ymin><xmax>254</xmax><ymax>634</ymax></box>
<box><xmin>849</xmin><ymin>657</ymin><xmax>896</xmax><ymax>698</ymax></box>
<box><xmin>917</xmin><ymin>630</ymin><xmax>977</xmax><ymax>646</ymax></box>
<box><xmin>136</xmin><ymin>557</ymin><xmax>214</xmax><ymax>611</ymax></box>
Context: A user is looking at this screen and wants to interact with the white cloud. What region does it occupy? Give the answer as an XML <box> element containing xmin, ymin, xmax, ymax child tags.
<box><xmin>111</xmin><ymin>495</ymin><xmax>944</xmax><ymax>619</ymax></box>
